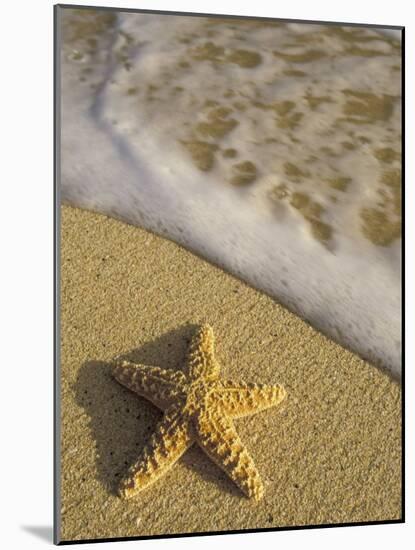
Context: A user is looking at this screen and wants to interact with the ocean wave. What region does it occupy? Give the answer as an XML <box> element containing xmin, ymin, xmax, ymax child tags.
<box><xmin>59</xmin><ymin>8</ymin><xmax>402</xmax><ymax>377</ymax></box>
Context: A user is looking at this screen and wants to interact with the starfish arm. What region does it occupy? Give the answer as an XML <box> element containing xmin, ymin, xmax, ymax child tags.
<box><xmin>186</xmin><ymin>324</ymin><xmax>220</xmax><ymax>381</ymax></box>
<box><xmin>113</xmin><ymin>361</ymin><xmax>186</xmax><ymax>410</ymax></box>
<box><xmin>195</xmin><ymin>408</ymin><xmax>264</xmax><ymax>501</ymax></box>
<box><xmin>213</xmin><ymin>380</ymin><xmax>286</xmax><ymax>418</ymax></box>
<box><xmin>119</xmin><ymin>406</ymin><xmax>194</xmax><ymax>499</ymax></box>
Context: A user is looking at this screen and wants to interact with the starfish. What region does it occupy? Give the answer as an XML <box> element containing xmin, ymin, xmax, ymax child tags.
<box><xmin>112</xmin><ymin>324</ymin><xmax>286</xmax><ymax>501</ymax></box>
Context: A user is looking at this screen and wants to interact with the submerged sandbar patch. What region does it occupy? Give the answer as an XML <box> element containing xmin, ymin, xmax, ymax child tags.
<box><xmin>290</xmin><ymin>192</ymin><xmax>332</xmax><ymax>244</ymax></box>
<box><xmin>190</xmin><ymin>42</ymin><xmax>262</xmax><ymax>68</ymax></box>
<box><xmin>273</xmin><ymin>49</ymin><xmax>327</xmax><ymax>63</ymax></box>
<box><xmin>230</xmin><ymin>161</ymin><xmax>257</xmax><ymax>185</ymax></box>
<box><xmin>195</xmin><ymin>107</ymin><xmax>239</xmax><ymax>139</ymax></box>
<box><xmin>180</xmin><ymin>140</ymin><xmax>219</xmax><ymax>171</ymax></box>
<box><xmin>374</xmin><ymin>148</ymin><xmax>400</xmax><ymax>163</ymax></box>
<box><xmin>284</xmin><ymin>162</ymin><xmax>310</xmax><ymax>182</ymax></box>
<box><xmin>360</xmin><ymin>208</ymin><xmax>401</xmax><ymax>246</ymax></box>
<box><xmin>325</xmin><ymin>176</ymin><xmax>351</xmax><ymax>192</ymax></box>
<box><xmin>341</xmin><ymin>90</ymin><xmax>396</xmax><ymax>123</ymax></box>
<box><xmin>226</xmin><ymin>49</ymin><xmax>262</xmax><ymax>68</ymax></box>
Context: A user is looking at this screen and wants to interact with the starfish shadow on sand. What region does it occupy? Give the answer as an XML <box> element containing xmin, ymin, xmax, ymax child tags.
<box><xmin>74</xmin><ymin>324</ymin><xmax>244</xmax><ymax>500</ymax></box>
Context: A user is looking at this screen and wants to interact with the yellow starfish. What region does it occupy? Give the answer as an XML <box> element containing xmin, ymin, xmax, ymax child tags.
<box><xmin>112</xmin><ymin>324</ymin><xmax>286</xmax><ymax>501</ymax></box>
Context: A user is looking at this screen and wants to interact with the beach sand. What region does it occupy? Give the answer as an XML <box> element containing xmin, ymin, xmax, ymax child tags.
<box><xmin>59</xmin><ymin>205</ymin><xmax>401</xmax><ymax>542</ymax></box>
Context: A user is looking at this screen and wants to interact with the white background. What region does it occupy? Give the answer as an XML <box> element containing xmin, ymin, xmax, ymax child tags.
<box><xmin>0</xmin><ymin>0</ymin><xmax>412</xmax><ymax>548</ymax></box>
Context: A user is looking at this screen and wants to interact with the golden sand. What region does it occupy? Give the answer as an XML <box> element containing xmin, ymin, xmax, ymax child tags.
<box><xmin>60</xmin><ymin>205</ymin><xmax>401</xmax><ymax>542</ymax></box>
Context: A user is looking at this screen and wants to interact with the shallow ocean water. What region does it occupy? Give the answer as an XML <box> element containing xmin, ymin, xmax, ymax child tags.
<box><xmin>59</xmin><ymin>8</ymin><xmax>402</xmax><ymax>377</ymax></box>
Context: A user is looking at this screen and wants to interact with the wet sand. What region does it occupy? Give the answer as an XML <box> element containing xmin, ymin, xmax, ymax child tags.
<box><xmin>59</xmin><ymin>205</ymin><xmax>401</xmax><ymax>542</ymax></box>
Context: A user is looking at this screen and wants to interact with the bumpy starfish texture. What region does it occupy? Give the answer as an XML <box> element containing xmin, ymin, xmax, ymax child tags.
<box><xmin>112</xmin><ymin>324</ymin><xmax>286</xmax><ymax>501</ymax></box>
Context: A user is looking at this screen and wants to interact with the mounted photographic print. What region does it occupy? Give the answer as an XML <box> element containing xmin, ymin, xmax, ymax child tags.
<box><xmin>55</xmin><ymin>3</ymin><xmax>403</xmax><ymax>544</ymax></box>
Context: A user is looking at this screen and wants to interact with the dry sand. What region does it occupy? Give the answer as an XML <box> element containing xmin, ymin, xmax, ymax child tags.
<box><xmin>59</xmin><ymin>205</ymin><xmax>401</xmax><ymax>542</ymax></box>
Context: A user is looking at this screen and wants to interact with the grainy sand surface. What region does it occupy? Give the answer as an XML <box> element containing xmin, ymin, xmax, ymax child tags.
<box><xmin>59</xmin><ymin>205</ymin><xmax>401</xmax><ymax>542</ymax></box>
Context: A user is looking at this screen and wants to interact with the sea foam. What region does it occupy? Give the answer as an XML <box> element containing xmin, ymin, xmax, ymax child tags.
<box><xmin>59</xmin><ymin>9</ymin><xmax>402</xmax><ymax>377</ymax></box>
